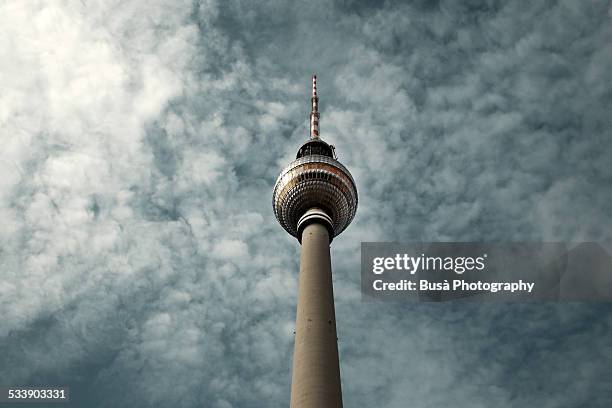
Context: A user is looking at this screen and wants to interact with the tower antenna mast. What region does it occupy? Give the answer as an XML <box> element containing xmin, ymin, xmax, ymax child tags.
<box><xmin>310</xmin><ymin>74</ymin><xmax>320</xmax><ymax>139</ymax></box>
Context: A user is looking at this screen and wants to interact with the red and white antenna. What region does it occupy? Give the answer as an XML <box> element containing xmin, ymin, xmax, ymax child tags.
<box><xmin>310</xmin><ymin>74</ymin><xmax>320</xmax><ymax>139</ymax></box>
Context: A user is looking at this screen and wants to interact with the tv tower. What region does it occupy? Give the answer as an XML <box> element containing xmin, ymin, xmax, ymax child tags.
<box><xmin>272</xmin><ymin>75</ymin><xmax>358</xmax><ymax>407</ymax></box>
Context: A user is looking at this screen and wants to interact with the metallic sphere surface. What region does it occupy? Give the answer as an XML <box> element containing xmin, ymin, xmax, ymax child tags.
<box><xmin>272</xmin><ymin>153</ymin><xmax>358</xmax><ymax>240</ymax></box>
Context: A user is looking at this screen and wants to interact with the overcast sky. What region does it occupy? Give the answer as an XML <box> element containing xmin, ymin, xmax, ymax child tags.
<box><xmin>1</xmin><ymin>0</ymin><xmax>612</xmax><ymax>407</ymax></box>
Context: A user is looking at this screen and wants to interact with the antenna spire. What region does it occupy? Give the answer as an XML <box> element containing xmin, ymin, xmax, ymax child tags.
<box><xmin>310</xmin><ymin>74</ymin><xmax>320</xmax><ymax>139</ymax></box>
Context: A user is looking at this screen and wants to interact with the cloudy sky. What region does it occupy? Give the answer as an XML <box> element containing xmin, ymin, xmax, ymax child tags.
<box><xmin>1</xmin><ymin>0</ymin><xmax>612</xmax><ymax>407</ymax></box>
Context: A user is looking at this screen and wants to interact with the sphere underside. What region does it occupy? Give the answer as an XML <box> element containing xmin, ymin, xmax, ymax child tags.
<box><xmin>273</xmin><ymin>155</ymin><xmax>358</xmax><ymax>239</ymax></box>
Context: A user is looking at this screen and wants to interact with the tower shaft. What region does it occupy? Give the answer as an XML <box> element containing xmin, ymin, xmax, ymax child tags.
<box><xmin>290</xmin><ymin>221</ymin><xmax>343</xmax><ymax>408</ymax></box>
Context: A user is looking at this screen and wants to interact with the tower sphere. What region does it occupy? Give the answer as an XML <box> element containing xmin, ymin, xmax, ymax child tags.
<box><xmin>272</xmin><ymin>77</ymin><xmax>358</xmax><ymax>241</ymax></box>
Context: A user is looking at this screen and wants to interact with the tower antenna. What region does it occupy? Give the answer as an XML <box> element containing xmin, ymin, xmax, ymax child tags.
<box><xmin>310</xmin><ymin>74</ymin><xmax>319</xmax><ymax>139</ymax></box>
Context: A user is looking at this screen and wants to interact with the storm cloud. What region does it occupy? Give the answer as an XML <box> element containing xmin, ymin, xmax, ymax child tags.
<box><xmin>1</xmin><ymin>0</ymin><xmax>611</xmax><ymax>407</ymax></box>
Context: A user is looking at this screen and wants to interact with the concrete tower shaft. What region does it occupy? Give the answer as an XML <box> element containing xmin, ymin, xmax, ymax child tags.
<box><xmin>291</xmin><ymin>222</ymin><xmax>342</xmax><ymax>407</ymax></box>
